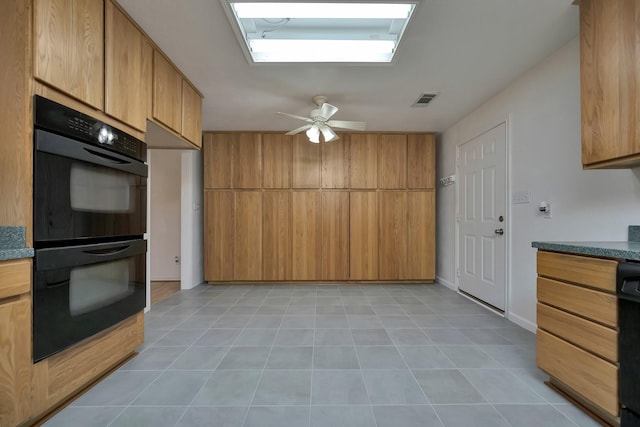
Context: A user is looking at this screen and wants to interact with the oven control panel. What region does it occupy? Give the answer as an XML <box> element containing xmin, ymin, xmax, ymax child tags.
<box><xmin>34</xmin><ymin>95</ymin><xmax>146</xmax><ymax>162</ymax></box>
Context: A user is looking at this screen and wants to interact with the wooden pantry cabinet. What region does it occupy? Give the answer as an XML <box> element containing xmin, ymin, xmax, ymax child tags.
<box><xmin>579</xmin><ymin>0</ymin><xmax>640</xmax><ymax>168</ymax></box>
<box><xmin>203</xmin><ymin>132</ymin><xmax>436</xmax><ymax>283</ymax></box>
<box><xmin>535</xmin><ymin>250</ymin><xmax>619</xmax><ymax>423</ymax></box>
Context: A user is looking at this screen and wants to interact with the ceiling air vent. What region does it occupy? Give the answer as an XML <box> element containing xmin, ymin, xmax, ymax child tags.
<box><xmin>412</xmin><ymin>93</ymin><xmax>438</xmax><ymax>107</ymax></box>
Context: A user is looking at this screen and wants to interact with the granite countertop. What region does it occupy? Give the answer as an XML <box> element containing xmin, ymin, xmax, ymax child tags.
<box><xmin>532</xmin><ymin>241</ymin><xmax>640</xmax><ymax>261</ymax></box>
<box><xmin>0</xmin><ymin>226</ymin><xmax>34</xmax><ymax>260</ymax></box>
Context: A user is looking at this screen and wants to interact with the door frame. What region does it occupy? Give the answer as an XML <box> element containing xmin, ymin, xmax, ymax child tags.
<box><xmin>454</xmin><ymin>117</ymin><xmax>511</xmax><ymax>316</ymax></box>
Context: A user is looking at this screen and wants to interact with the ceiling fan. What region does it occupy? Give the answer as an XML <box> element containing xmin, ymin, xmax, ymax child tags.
<box><xmin>277</xmin><ymin>96</ymin><xmax>366</xmax><ymax>143</ymax></box>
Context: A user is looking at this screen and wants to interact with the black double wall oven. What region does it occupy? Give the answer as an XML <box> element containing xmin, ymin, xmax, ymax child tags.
<box><xmin>33</xmin><ymin>96</ymin><xmax>147</xmax><ymax>362</ymax></box>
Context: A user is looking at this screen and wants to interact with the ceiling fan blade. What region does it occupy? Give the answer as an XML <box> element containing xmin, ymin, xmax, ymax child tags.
<box><xmin>319</xmin><ymin>125</ymin><xmax>339</xmax><ymax>142</ymax></box>
<box><xmin>285</xmin><ymin>124</ymin><xmax>313</xmax><ymax>135</ymax></box>
<box><xmin>276</xmin><ymin>112</ymin><xmax>313</xmax><ymax>123</ymax></box>
<box><xmin>319</xmin><ymin>103</ymin><xmax>339</xmax><ymax>120</ymax></box>
<box><xmin>326</xmin><ymin>120</ymin><xmax>366</xmax><ymax>131</ymax></box>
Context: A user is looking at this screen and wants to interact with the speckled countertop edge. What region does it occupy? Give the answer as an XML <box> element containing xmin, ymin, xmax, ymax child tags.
<box><xmin>0</xmin><ymin>226</ymin><xmax>34</xmax><ymax>260</ymax></box>
<box><xmin>532</xmin><ymin>241</ymin><xmax>640</xmax><ymax>261</ymax></box>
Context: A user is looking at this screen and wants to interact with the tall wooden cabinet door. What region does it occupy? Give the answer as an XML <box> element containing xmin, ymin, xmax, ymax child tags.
<box><xmin>234</xmin><ymin>192</ymin><xmax>263</xmax><ymax>280</ymax></box>
<box><xmin>153</xmin><ymin>50</ymin><xmax>182</xmax><ymax>133</ymax></box>
<box><xmin>203</xmin><ymin>133</ymin><xmax>234</xmax><ymax>189</ymax></box>
<box><xmin>204</xmin><ymin>191</ymin><xmax>233</xmax><ymax>281</ymax></box>
<box><xmin>292</xmin><ymin>192</ymin><xmax>321</xmax><ymax>280</ymax></box>
<box><xmin>234</xmin><ymin>134</ymin><xmax>262</xmax><ymax>189</ymax></box>
<box><xmin>405</xmin><ymin>192</ymin><xmax>435</xmax><ymax>280</ymax></box>
<box><xmin>263</xmin><ymin>192</ymin><xmax>292</xmax><ymax>280</ymax></box>
<box><xmin>0</xmin><ymin>298</ymin><xmax>31</xmax><ymax>427</ymax></box>
<box><xmin>378</xmin><ymin>135</ymin><xmax>407</xmax><ymax>189</ymax></box>
<box><xmin>580</xmin><ymin>0</ymin><xmax>640</xmax><ymax>166</ymax></box>
<box><xmin>181</xmin><ymin>80</ymin><xmax>203</xmax><ymax>147</ymax></box>
<box><xmin>105</xmin><ymin>1</ymin><xmax>147</xmax><ymax>131</ymax></box>
<box><xmin>34</xmin><ymin>0</ymin><xmax>104</xmax><ymax>109</ymax></box>
<box><xmin>293</xmin><ymin>135</ymin><xmax>321</xmax><ymax>188</ymax></box>
<box><xmin>350</xmin><ymin>134</ymin><xmax>377</xmax><ymax>189</ymax></box>
<box><xmin>322</xmin><ymin>136</ymin><xmax>349</xmax><ymax>188</ymax></box>
<box><xmin>378</xmin><ymin>191</ymin><xmax>407</xmax><ymax>280</ymax></box>
<box><xmin>350</xmin><ymin>192</ymin><xmax>378</xmax><ymax>280</ymax></box>
<box><xmin>322</xmin><ymin>192</ymin><xmax>349</xmax><ymax>280</ymax></box>
<box><xmin>407</xmin><ymin>135</ymin><xmax>435</xmax><ymax>189</ymax></box>
<box><xmin>263</xmin><ymin>134</ymin><xmax>292</xmax><ymax>188</ymax></box>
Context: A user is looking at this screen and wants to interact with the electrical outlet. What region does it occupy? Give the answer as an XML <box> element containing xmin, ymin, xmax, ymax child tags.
<box><xmin>512</xmin><ymin>190</ymin><xmax>531</xmax><ymax>204</ymax></box>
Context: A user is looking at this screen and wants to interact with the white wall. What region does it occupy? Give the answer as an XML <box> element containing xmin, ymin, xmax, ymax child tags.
<box><xmin>437</xmin><ymin>37</ymin><xmax>640</xmax><ymax>331</ymax></box>
<box><xmin>180</xmin><ymin>150</ymin><xmax>204</xmax><ymax>289</ymax></box>
<box><xmin>149</xmin><ymin>149</ymin><xmax>182</xmax><ymax>280</ymax></box>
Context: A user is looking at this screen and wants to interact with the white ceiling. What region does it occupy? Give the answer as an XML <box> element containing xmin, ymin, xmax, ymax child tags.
<box><xmin>118</xmin><ymin>0</ymin><xmax>579</xmax><ymax>134</ymax></box>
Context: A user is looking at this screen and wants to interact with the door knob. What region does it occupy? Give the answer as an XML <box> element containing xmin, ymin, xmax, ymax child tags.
<box><xmin>494</xmin><ymin>228</ymin><xmax>504</xmax><ymax>235</ymax></box>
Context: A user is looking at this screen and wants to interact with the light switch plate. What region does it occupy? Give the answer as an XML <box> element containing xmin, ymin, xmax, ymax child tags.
<box><xmin>512</xmin><ymin>190</ymin><xmax>531</xmax><ymax>204</ymax></box>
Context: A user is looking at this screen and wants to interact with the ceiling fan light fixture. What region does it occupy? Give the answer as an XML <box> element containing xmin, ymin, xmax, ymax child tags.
<box><xmin>306</xmin><ymin>125</ymin><xmax>321</xmax><ymax>143</ymax></box>
<box><xmin>319</xmin><ymin>125</ymin><xmax>339</xmax><ymax>142</ymax></box>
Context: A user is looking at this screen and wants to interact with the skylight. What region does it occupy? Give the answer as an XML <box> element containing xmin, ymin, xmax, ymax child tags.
<box><xmin>223</xmin><ymin>1</ymin><xmax>417</xmax><ymax>63</ymax></box>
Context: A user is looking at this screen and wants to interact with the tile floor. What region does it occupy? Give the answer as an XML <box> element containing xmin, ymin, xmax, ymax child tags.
<box><xmin>43</xmin><ymin>284</ymin><xmax>599</xmax><ymax>427</ymax></box>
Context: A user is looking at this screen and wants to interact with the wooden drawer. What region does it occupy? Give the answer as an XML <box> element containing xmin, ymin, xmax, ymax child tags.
<box><xmin>537</xmin><ymin>329</ymin><xmax>618</xmax><ymax>416</ymax></box>
<box><xmin>537</xmin><ymin>303</ymin><xmax>617</xmax><ymax>362</ymax></box>
<box><xmin>0</xmin><ymin>259</ymin><xmax>30</xmax><ymax>299</ymax></box>
<box><xmin>537</xmin><ymin>277</ymin><xmax>617</xmax><ymax>327</ymax></box>
<box><xmin>537</xmin><ymin>251</ymin><xmax>617</xmax><ymax>292</ymax></box>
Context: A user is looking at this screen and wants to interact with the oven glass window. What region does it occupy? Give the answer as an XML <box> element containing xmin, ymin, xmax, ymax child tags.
<box><xmin>70</xmin><ymin>164</ymin><xmax>134</xmax><ymax>213</ymax></box>
<box><xmin>69</xmin><ymin>259</ymin><xmax>134</xmax><ymax>315</ymax></box>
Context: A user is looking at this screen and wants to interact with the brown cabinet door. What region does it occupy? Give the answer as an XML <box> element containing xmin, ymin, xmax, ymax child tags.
<box><xmin>234</xmin><ymin>192</ymin><xmax>263</xmax><ymax>280</ymax></box>
<box><xmin>405</xmin><ymin>191</ymin><xmax>435</xmax><ymax>280</ymax></box>
<box><xmin>181</xmin><ymin>80</ymin><xmax>202</xmax><ymax>147</ymax></box>
<box><xmin>153</xmin><ymin>50</ymin><xmax>182</xmax><ymax>132</ymax></box>
<box><xmin>293</xmin><ymin>135</ymin><xmax>321</xmax><ymax>188</ymax></box>
<box><xmin>263</xmin><ymin>192</ymin><xmax>292</xmax><ymax>280</ymax></box>
<box><xmin>580</xmin><ymin>0</ymin><xmax>640</xmax><ymax>166</ymax></box>
<box><xmin>378</xmin><ymin>134</ymin><xmax>407</xmax><ymax>189</ymax></box>
<box><xmin>378</xmin><ymin>191</ymin><xmax>407</xmax><ymax>280</ymax></box>
<box><xmin>350</xmin><ymin>192</ymin><xmax>378</xmax><ymax>280</ymax></box>
<box><xmin>34</xmin><ymin>0</ymin><xmax>104</xmax><ymax>109</ymax></box>
<box><xmin>204</xmin><ymin>191</ymin><xmax>234</xmax><ymax>281</ymax></box>
<box><xmin>263</xmin><ymin>134</ymin><xmax>292</xmax><ymax>188</ymax></box>
<box><xmin>0</xmin><ymin>298</ymin><xmax>30</xmax><ymax>427</ymax></box>
<box><xmin>322</xmin><ymin>135</ymin><xmax>350</xmax><ymax>188</ymax></box>
<box><xmin>322</xmin><ymin>192</ymin><xmax>349</xmax><ymax>280</ymax></box>
<box><xmin>292</xmin><ymin>192</ymin><xmax>321</xmax><ymax>280</ymax></box>
<box><xmin>407</xmin><ymin>135</ymin><xmax>436</xmax><ymax>189</ymax></box>
<box><xmin>350</xmin><ymin>134</ymin><xmax>377</xmax><ymax>189</ymax></box>
<box><xmin>233</xmin><ymin>134</ymin><xmax>262</xmax><ymax>189</ymax></box>
<box><xmin>104</xmin><ymin>1</ymin><xmax>148</xmax><ymax>131</ymax></box>
<box><xmin>203</xmin><ymin>133</ymin><xmax>234</xmax><ymax>189</ymax></box>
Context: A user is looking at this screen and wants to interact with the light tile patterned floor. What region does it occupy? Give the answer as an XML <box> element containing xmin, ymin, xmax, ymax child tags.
<box><xmin>43</xmin><ymin>284</ymin><xmax>600</xmax><ymax>427</ymax></box>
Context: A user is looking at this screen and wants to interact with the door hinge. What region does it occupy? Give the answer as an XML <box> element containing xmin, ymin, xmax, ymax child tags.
<box><xmin>456</xmin><ymin>268</ymin><xmax>460</xmax><ymax>278</ymax></box>
<box><xmin>456</xmin><ymin>211</ymin><xmax>460</xmax><ymax>223</ymax></box>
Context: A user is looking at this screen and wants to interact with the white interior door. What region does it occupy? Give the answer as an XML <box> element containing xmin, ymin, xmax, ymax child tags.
<box><xmin>457</xmin><ymin>123</ymin><xmax>507</xmax><ymax>311</ymax></box>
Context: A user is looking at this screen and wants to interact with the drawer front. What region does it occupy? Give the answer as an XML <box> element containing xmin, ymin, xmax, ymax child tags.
<box><xmin>537</xmin><ymin>329</ymin><xmax>618</xmax><ymax>416</ymax></box>
<box><xmin>537</xmin><ymin>303</ymin><xmax>617</xmax><ymax>362</ymax></box>
<box><xmin>0</xmin><ymin>259</ymin><xmax>30</xmax><ymax>299</ymax></box>
<box><xmin>537</xmin><ymin>251</ymin><xmax>617</xmax><ymax>292</ymax></box>
<box><xmin>537</xmin><ymin>277</ymin><xmax>617</xmax><ymax>327</ymax></box>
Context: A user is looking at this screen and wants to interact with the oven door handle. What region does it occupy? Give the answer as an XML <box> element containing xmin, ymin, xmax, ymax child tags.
<box><xmin>35</xmin><ymin>239</ymin><xmax>147</xmax><ymax>271</ymax></box>
<box><xmin>35</xmin><ymin>129</ymin><xmax>148</xmax><ymax>177</ymax></box>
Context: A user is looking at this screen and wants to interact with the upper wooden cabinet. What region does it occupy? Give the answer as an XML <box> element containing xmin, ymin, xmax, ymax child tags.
<box><xmin>34</xmin><ymin>0</ymin><xmax>104</xmax><ymax>109</ymax></box>
<box><xmin>350</xmin><ymin>134</ymin><xmax>377</xmax><ymax>189</ymax></box>
<box><xmin>408</xmin><ymin>134</ymin><xmax>436</xmax><ymax>189</ymax></box>
<box><xmin>105</xmin><ymin>1</ymin><xmax>150</xmax><ymax>132</ymax></box>
<box><xmin>378</xmin><ymin>134</ymin><xmax>407</xmax><ymax>189</ymax></box>
<box><xmin>153</xmin><ymin>50</ymin><xmax>183</xmax><ymax>133</ymax></box>
<box><xmin>580</xmin><ymin>0</ymin><xmax>640</xmax><ymax>168</ymax></box>
<box><xmin>181</xmin><ymin>80</ymin><xmax>203</xmax><ymax>146</ymax></box>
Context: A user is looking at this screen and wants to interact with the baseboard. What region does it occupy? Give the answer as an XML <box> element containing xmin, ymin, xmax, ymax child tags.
<box><xmin>435</xmin><ymin>276</ymin><xmax>457</xmax><ymax>291</ymax></box>
<box><xmin>508</xmin><ymin>311</ymin><xmax>536</xmax><ymax>333</ymax></box>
